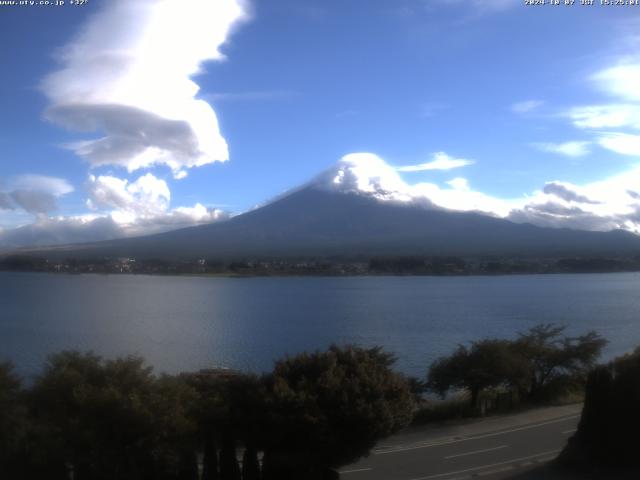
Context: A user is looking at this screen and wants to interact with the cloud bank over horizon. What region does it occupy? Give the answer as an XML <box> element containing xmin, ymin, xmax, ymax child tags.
<box><xmin>4</xmin><ymin>150</ymin><xmax>640</xmax><ymax>249</ymax></box>
<box><xmin>313</xmin><ymin>152</ymin><xmax>640</xmax><ymax>234</ymax></box>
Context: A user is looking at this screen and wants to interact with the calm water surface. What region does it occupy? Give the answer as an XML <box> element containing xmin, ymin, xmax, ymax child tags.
<box><xmin>2</xmin><ymin>272</ymin><xmax>640</xmax><ymax>379</ymax></box>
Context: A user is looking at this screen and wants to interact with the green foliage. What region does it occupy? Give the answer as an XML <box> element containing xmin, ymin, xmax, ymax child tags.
<box><xmin>428</xmin><ymin>339</ymin><xmax>527</xmax><ymax>408</ymax></box>
<box><xmin>28</xmin><ymin>351</ymin><xmax>198</xmax><ymax>480</ymax></box>
<box><xmin>0</xmin><ymin>361</ymin><xmax>29</xmax><ymax>475</ymax></box>
<box><xmin>1</xmin><ymin>345</ymin><xmax>414</xmax><ymax>479</ymax></box>
<box><xmin>427</xmin><ymin>324</ymin><xmax>607</xmax><ymax>409</ymax></box>
<box><xmin>263</xmin><ymin>345</ymin><xmax>415</xmax><ymax>473</ymax></box>
<box><xmin>515</xmin><ymin>324</ymin><xmax>607</xmax><ymax>401</ymax></box>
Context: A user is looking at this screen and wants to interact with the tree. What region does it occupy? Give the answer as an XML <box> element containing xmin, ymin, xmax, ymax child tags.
<box><xmin>28</xmin><ymin>351</ymin><xmax>198</xmax><ymax>480</ymax></box>
<box><xmin>262</xmin><ymin>345</ymin><xmax>415</xmax><ymax>478</ymax></box>
<box><xmin>187</xmin><ymin>372</ymin><xmax>267</xmax><ymax>480</ymax></box>
<box><xmin>427</xmin><ymin>339</ymin><xmax>523</xmax><ymax>409</ymax></box>
<box><xmin>0</xmin><ymin>361</ymin><xmax>29</xmax><ymax>477</ymax></box>
<box><xmin>515</xmin><ymin>324</ymin><xmax>607</xmax><ymax>401</ymax></box>
<box><xmin>427</xmin><ymin>325</ymin><xmax>608</xmax><ymax>409</ymax></box>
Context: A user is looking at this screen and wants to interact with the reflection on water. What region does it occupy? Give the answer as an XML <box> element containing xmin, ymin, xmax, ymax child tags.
<box><xmin>2</xmin><ymin>272</ymin><xmax>640</xmax><ymax>379</ymax></box>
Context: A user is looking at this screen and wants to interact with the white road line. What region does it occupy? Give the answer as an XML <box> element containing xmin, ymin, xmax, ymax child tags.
<box><xmin>374</xmin><ymin>415</ymin><xmax>579</xmax><ymax>455</ymax></box>
<box><xmin>562</xmin><ymin>429</ymin><xmax>577</xmax><ymax>435</ymax></box>
<box><xmin>407</xmin><ymin>449</ymin><xmax>561</xmax><ymax>480</ymax></box>
<box><xmin>339</xmin><ymin>467</ymin><xmax>373</xmax><ymax>474</ymax></box>
<box><xmin>444</xmin><ymin>445</ymin><xmax>508</xmax><ymax>460</ymax></box>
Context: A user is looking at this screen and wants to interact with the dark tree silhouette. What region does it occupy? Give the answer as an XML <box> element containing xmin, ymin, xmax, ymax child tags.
<box><xmin>428</xmin><ymin>339</ymin><xmax>523</xmax><ymax>408</ymax></box>
<box><xmin>561</xmin><ymin>347</ymin><xmax>640</xmax><ymax>472</ymax></box>
<box><xmin>428</xmin><ymin>325</ymin><xmax>607</xmax><ymax>408</ymax></box>
<box><xmin>28</xmin><ymin>351</ymin><xmax>198</xmax><ymax>480</ymax></box>
<box><xmin>515</xmin><ymin>324</ymin><xmax>607</xmax><ymax>401</ymax></box>
<box><xmin>262</xmin><ymin>345</ymin><xmax>415</xmax><ymax>478</ymax></box>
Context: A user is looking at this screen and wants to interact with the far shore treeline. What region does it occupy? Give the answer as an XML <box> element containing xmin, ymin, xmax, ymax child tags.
<box><xmin>1</xmin><ymin>324</ymin><xmax>624</xmax><ymax>479</ymax></box>
<box><xmin>3</xmin><ymin>254</ymin><xmax>640</xmax><ymax>276</ymax></box>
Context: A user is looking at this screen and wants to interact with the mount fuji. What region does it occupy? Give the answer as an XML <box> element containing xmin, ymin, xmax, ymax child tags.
<box><xmin>24</xmin><ymin>154</ymin><xmax>640</xmax><ymax>260</ymax></box>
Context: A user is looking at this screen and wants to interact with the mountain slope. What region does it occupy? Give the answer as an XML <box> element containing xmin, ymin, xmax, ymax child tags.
<box><xmin>31</xmin><ymin>185</ymin><xmax>640</xmax><ymax>260</ymax></box>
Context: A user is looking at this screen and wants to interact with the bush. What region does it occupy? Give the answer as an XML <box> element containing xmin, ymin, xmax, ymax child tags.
<box><xmin>262</xmin><ymin>345</ymin><xmax>415</xmax><ymax>478</ymax></box>
<box><xmin>561</xmin><ymin>347</ymin><xmax>640</xmax><ymax>471</ymax></box>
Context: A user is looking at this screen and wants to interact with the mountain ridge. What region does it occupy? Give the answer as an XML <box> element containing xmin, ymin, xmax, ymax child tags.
<box><xmin>17</xmin><ymin>184</ymin><xmax>640</xmax><ymax>261</ymax></box>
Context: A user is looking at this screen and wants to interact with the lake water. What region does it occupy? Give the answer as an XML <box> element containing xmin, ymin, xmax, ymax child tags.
<box><xmin>2</xmin><ymin>272</ymin><xmax>640</xmax><ymax>380</ymax></box>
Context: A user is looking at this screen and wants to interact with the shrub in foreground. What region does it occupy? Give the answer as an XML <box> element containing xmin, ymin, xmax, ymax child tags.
<box><xmin>261</xmin><ymin>345</ymin><xmax>415</xmax><ymax>479</ymax></box>
<box><xmin>0</xmin><ymin>345</ymin><xmax>415</xmax><ymax>480</ymax></box>
<box><xmin>561</xmin><ymin>347</ymin><xmax>640</xmax><ymax>471</ymax></box>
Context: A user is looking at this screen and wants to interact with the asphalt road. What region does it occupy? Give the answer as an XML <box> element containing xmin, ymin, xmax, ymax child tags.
<box><xmin>340</xmin><ymin>405</ymin><xmax>582</xmax><ymax>480</ymax></box>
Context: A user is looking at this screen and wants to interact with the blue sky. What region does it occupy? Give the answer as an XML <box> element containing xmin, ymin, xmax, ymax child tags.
<box><xmin>1</xmin><ymin>0</ymin><xmax>640</xmax><ymax>247</ymax></box>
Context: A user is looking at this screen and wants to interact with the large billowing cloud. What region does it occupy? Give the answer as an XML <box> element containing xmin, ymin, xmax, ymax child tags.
<box><xmin>86</xmin><ymin>173</ymin><xmax>171</xmax><ymax>218</ymax></box>
<box><xmin>0</xmin><ymin>172</ymin><xmax>228</xmax><ymax>248</ymax></box>
<box><xmin>83</xmin><ymin>173</ymin><xmax>227</xmax><ymax>236</ymax></box>
<box><xmin>41</xmin><ymin>0</ymin><xmax>249</xmax><ymax>178</ymax></box>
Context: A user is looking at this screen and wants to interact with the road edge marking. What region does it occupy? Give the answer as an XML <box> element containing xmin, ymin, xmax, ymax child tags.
<box><xmin>374</xmin><ymin>415</ymin><xmax>579</xmax><ymax>455</ymax></box>
<box><xmin>406</xmin><ymin>449</ymin><xmax>560</xmax><ymax>480</ymax></box>
<box><xmin>339</xmin><ymin>467</ymin><xmax>373</xmax><ymax>474</ymax></box>
<box><xmin>444</xmin><ymin>444</ymin><xmax>508</xmax><ymax>460</ymax></box>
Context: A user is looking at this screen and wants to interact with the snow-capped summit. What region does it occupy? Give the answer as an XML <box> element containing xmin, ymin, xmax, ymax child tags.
<box><xmin>310</xmin><ymin>153</ymin><xmax>414</xmax><ymax>202</ymax></box>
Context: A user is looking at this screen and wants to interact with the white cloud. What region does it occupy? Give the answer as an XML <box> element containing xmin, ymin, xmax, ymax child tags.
<box><xmin>41</xmin><ymin>0</ymin><xmax>249</xmax><ymax>176</ymax></box>
<box><xmin>73</xmin><ymin>172</ymin><xmax>228</xmax><ymax>242</ymax></box>
<box><xmin>597</xmin><ymin>132</ymin><xmax>640</xmax><ymax>156</ymax></box>
<box><xmin>0</xmin><ymin>202</ymin><xmax>229</xmax><ymax>249</ymax></box>
<box><xmin>446</xmin><ymin>177</ymin><xmax>470</xmax><ymax>191</ymax></box>
<box><xmin>592</xmin><ymin>62</ymin><xmax>640</xmax><ymax>102</ymax></box>
<box><xmin>508</xmin><ymin>167</ymin><xmax>640</xmax><ymax>233</ymax></box>
<box><xmin>397</xmin><ymin>152</ymin><xmax>475</xmax><ymax>172</ymax></box>
<box><xmin>129</xmin><ymin>203</ymin><xmax>228</xmax><ymax>233</ymax></box>
<box><xmin>558</xmin><ymin>58</ymin><xmax>640</xmax><ymax>162</ymax></box>
<box><xmin>532</xmin><ymin>141</ymin><xmax>591</xmax><ymax>157</ymax></box>
<box><xmin>512</xmin><ymin>100</ymin><xmax>544</xmax><ymax>114</ymax></box>
<box><xmin>321</xmin><ymin>153</ymin><xmax>640</xmax><ymax>233</ymax></box>
<box><xmin>315</xmin><ymin>153</ymin><xmax>512</xmax><ymax>216</ymax></box>
<box><xmin>0</xmin><ymin>215</ymin><xmax>124</xmax><ymax>248</ymax></box>
<box><xmin>568</xmin><ymin>104</ymin><xmax>640</xmax><ymax>130</ymax></box>
<box><xmin>86</xmin><ymin>173</ymin><xmax>170</xmax><ymax>216</ymax></box>
<box><xmin>318</xmin><ymin>153</ymin><xmax>414</xmax><ymax>202</ymax></box>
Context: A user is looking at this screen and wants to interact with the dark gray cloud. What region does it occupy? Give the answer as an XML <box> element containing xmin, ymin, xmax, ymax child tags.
<box><xmin>9</xmin><ymin>190</ymin><xmax>58</xmax><ymax>214</ymax></box>
<box><xmin>0</xmin><ymin>192</ymin><xmax>14</xmax><ymax>210</ymax></box>
<box><xmin>543</xmin><ymin>182</ymin><xmax>600</xmax><ymax>204</ymax></box>
<box><xmin>508</xmin><ymin>201</ymin><xmax>618</xmax><ymax>231</ymax></box>
<box><xmin>627</xmin><ymin>190</ymin><xmax>640</xmax><ymax>200</ymax></box>
<box><xmin>46</xmin><ymin>104</ymin><xmax>200</xmax><ymax>171</ymax></box>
